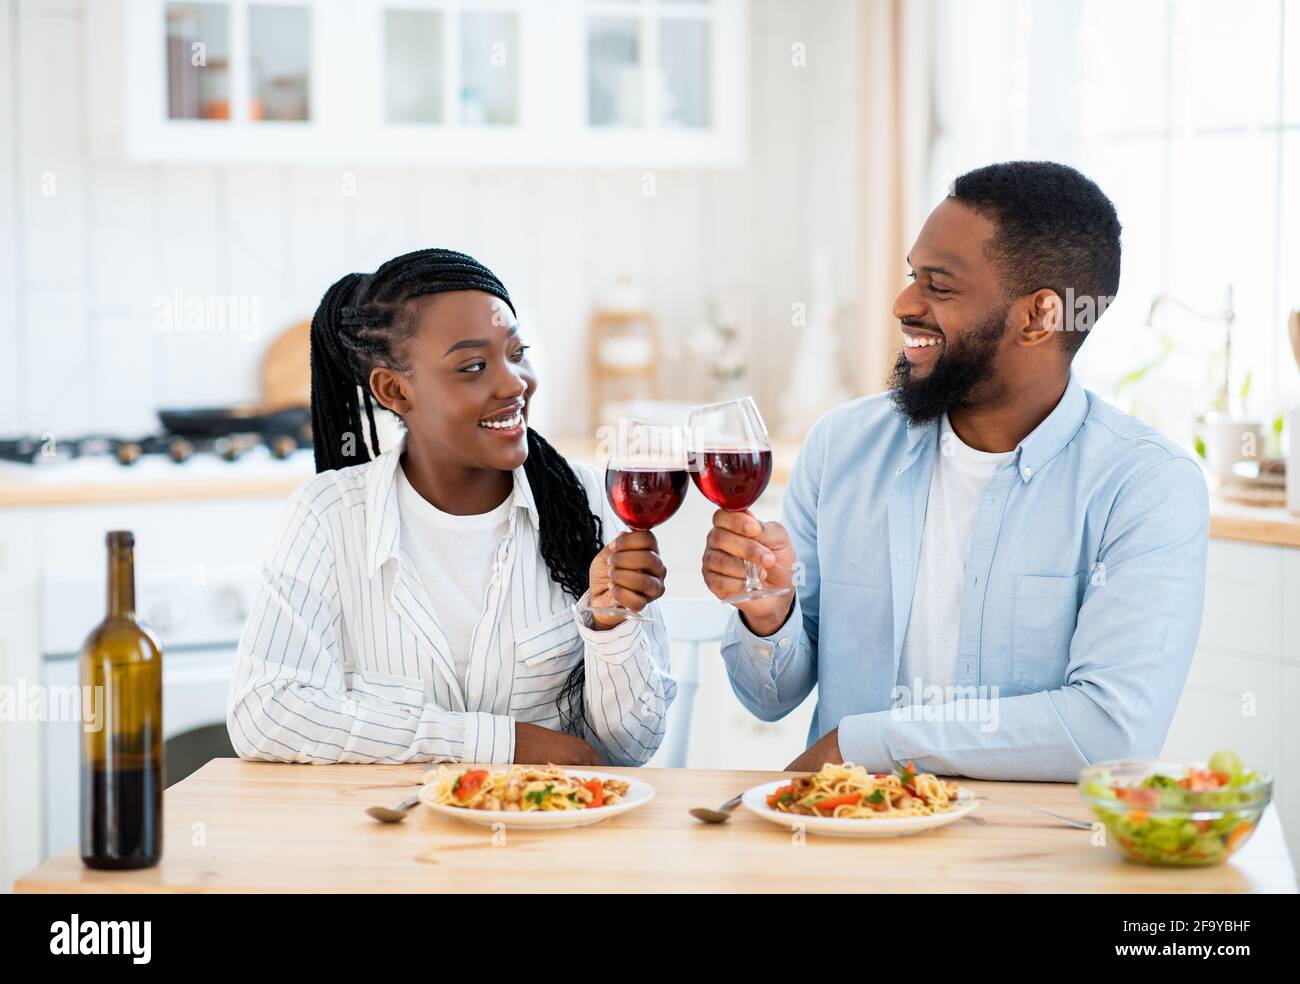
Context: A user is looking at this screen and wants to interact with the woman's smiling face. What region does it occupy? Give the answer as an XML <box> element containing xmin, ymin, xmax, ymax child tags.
<box><xmin>369</xmin><ymin>289</ymin><xmax>535</xmax><ymax>473</ymax></box>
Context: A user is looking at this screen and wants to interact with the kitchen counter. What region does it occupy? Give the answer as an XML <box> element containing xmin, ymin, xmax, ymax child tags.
<box><xmin>0</xmin><ymin>449</ymin><xmax>315</xmax><ymax>507</ymax></box>
<box><xmin>4</xmin><ymin>438</ymin><xmax>1297</xmax><ymax>549</ymax></box>
<box><xmin>1203</xmin><ymin>496</ymin><xmax>1300</xmax><ymax>549</ymax></box>
<box><xmin>15</xmin><ymin>759</ymin><xmax>1296</xmax><ymax>893</ymax></box>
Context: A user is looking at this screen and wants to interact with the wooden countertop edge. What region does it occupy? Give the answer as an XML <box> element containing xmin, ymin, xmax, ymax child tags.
<box><xmin>0</xmin><ymin>476</ymin><xmax>307</xmax><ymax>507</ymax></box>
<box><xmin>11</xmin><ymin>880</ymin><xmax>1272</xmax><ymax>895</ymax></box>
<box><xmin>1207</xmin><ymin>507</ymin><xmax>1300</xmax><ymax>549</ymax></box>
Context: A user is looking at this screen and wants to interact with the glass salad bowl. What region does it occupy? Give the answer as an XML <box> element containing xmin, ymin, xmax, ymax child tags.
<box><xmin>1078</xmin><ymin>751</ymin><xmax>1272</xmax><ymax>867</ymax></box>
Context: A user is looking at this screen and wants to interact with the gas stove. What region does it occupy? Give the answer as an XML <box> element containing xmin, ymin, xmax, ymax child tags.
<box><xmin>0</xmin><ymin>431</ymin><xmax>306</xmax><ymax>467</ymax></box>
<box><xmin>0</xmin><ymin>406</ymin><xmax>313</xmax><ymax>467</ymax></box>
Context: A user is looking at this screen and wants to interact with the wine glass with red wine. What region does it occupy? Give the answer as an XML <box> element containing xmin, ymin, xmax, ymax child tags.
<box><xmin>688</xmin><ymin>396</ymin><xmax>791</xmax><ymax>606</ymax></box>
<box><xmin>584</xmin><ymin>419</ymin><xmax>689</xmax><ymax>624</ymax></box>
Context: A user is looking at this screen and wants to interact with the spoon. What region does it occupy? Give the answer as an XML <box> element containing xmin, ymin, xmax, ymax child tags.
<box><xmin>689</xmin><ymin>793</ymin><xmax>744</xmax><ymax>824</ymax></box>
<box><xmin>366</xmin><ymin>791</ymin><xmax>421</xmax><ymax>823</ymax></box>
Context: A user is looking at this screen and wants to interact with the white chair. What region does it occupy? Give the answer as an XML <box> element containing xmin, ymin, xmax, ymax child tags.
<box><xmin>657</xmin><ymin>598</ymin><xmax>732</xmax><ymax>768</ymax></box>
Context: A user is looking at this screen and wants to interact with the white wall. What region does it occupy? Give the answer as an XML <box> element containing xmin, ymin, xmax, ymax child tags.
<box><xmin>0</xmin><ymin>0</ymin><xmax>869</xmax><ymax>442</ymax></box>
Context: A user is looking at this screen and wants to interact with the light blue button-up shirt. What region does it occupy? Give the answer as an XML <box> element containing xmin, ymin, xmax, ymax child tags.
<box><xmin>721</xmin><ymin>374</ymin><xmax>1210</xmax><ymax>781</ymax></box>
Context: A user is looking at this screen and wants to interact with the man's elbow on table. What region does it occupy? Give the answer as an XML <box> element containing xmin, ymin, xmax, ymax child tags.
<box><xmin>1050</xmin><ymin>682</ymin><xmax>1175</xmax><ymax>772</ymax></box>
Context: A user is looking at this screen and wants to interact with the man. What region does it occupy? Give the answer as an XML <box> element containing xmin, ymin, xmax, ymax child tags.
<box><xmin>702</xmin><ymin>161</ymin><xmax>1209</xmax><ymax>781</ymax></box>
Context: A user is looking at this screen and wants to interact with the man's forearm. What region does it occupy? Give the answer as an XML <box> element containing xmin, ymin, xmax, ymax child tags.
<box><xmin>837</xmin><ymin>689</ymin><xmax>1094</xmax><ymax>781</ymax></box>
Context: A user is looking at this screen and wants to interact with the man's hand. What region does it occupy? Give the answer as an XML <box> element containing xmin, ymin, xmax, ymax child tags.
<box><xmin>784</xmin><ymin>728</ymin><xmax>842</xmax><ymax>773</ymax></box>
<box><xmin>587</xmin><ymin>529</ymin><xmax>667</xmax><ymax>630</ymax></box>
<box><xmin>701</xmin><ymin>509</ymin><xmax>797</xmax><ymax>636</ymax></box>
<box><xmin>513</xmin><ymin>722</ymin><xmax>606</xmax><ymax>766</ymax></box>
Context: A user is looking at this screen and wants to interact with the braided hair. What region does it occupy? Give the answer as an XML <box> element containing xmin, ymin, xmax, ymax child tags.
<box><xmin>309</xmin><ymin>248</ymin><xmax>603</xmax><ymax>737</ymax></box>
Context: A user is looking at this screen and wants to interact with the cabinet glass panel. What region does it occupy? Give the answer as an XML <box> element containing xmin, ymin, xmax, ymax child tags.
<box><xmin>460</xmin><ymin>12</ymin><xmax>519</xmax><ymax>126</ymax></box>
<box><xmin>588</xmin><ymin>17</ymin><xmax>641</xmax><ymax>127</ymax></box>
<box><xmin>385</xmin><ymin>8</ymin><xmax>444</xmax><ymax>124</ymax></box>
<box><xmin>658</xmin><ymin>18</ymin><xmax>710</xmax><ymax>127</ymax></box>
<box><xmin>165</xmin><ymin>2</ymin><xmax>230</xmax><ymax>120</ymax></box>
<box><xmin>248</xmin><ymin>5</ymin><xmax>311</xmax><ymax>121</ymax></box>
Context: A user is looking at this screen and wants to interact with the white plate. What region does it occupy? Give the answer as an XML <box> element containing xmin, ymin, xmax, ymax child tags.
<box><xmin>420</xmin><ymin>769</ymin><xmax>655</xmax><ymax>830</ymax></box>
<box><xmin>741</xmin><ymin>779</ymin><xmax>980</xmax><ymax>839</ymax></box>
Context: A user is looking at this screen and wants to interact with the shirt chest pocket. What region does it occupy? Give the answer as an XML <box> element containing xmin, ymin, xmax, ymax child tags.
<box><xmin>1009</xmin><ymin>573</ymin><xmax>1084</xmax><ymax>691</ymax></box>
<box><xmin>513</xmin><ymin>609</ymin><xmax>584</xmax><ymax>686</ymax></box>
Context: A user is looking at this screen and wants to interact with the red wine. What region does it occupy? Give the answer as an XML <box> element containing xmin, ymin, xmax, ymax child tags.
<box><xmin>82</xmin><ymin>761</ymin><xmax>163</xmax><ymax>869</ymax></box>
<box><xmin>690</xmin><ymin>448</ymin><xmax>773</xmax><ymax>510</ymax></box>
<box><xmin>605</xmin><ymin>466</ymin><xmax>689</xmax><ymax>529</ymax></box>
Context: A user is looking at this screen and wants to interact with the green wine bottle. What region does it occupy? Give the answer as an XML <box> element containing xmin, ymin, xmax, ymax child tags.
<box><xmin>80</xmin><ymin>530</ymin><xmax>164</xmax><ymax>869</ymax></box>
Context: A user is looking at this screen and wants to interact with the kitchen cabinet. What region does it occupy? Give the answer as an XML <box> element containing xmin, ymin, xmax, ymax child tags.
<box><xmin>122</xmin><ymin>0</ymin><xmax>748</xmax><ymax>165</ymax></box>
<box><xmin>1163</xmin><ymin>537</ymin><xmax>1300</xmax><ymax>870</ymax></box>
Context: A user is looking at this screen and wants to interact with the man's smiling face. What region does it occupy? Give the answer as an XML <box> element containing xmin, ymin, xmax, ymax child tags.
<box><xmin>889</xmin><ymin>197</ymin><xmax>1015</xmax><ymax>424</ymax></box>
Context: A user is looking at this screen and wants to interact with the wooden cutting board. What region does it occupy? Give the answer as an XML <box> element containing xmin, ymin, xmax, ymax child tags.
<box><xmin>260</xmin><ymin>319</ymin><xmax>311</xmax><ymax>410</ymax></box>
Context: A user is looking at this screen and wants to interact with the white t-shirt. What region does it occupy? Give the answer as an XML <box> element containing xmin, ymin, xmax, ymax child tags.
<box><xmin>394</xmin><ymin>463</ymin><xmax>513</xmax><ymax>688</ymax></box>
<box><xmin>897</xmin><ymin>414</ymin><xmax>1015</xmax><ymax>691</ymax></box>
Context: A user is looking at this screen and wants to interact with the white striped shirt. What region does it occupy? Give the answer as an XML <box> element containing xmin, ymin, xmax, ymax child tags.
<box><xmin>226</xmin><ymin>433</ymin><xmax>676</xmax><ymax>767</ymax></box>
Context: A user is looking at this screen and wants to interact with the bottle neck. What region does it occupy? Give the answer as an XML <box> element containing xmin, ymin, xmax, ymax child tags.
<box><xmin>107</xmin><ymin>546</ymin><xmax>135</xmax><ymax>618</ymax></box>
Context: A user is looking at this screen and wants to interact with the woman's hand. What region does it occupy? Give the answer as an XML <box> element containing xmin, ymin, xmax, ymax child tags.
<box><xmin>587</xmin><ymin>530</ymin><xmax>667</xmax><ymax>630</ymax></box>
<box><xmin>513</xmin><ymin>722</ymin><xmax>606</xmax><ymax>766</ymax></box>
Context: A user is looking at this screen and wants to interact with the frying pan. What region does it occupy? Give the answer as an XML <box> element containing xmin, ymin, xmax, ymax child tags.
<box><xmin>157</xmin><ymin>320</ymin><xmax>312</xmax><ymax>442</ymax></box>
<box><xmin>156</xmin><ymin>405</ymin><xmax>310</xmax><ymax>440</ymax></box>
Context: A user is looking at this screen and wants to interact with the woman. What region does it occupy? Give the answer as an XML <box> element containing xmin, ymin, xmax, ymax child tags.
<box><xmin>227</xmin><ymin>249</ymin><xmax>674</xmax><ymax>767</ymax></box>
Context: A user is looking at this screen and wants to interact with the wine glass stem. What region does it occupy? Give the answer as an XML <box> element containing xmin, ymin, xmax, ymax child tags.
<box><xmin>743</xmin><ymin>559</ymin><xmax>764</xmax><ymax>593</ymax></box>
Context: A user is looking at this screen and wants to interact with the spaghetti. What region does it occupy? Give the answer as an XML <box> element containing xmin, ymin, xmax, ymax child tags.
<box><xmin>423</xmin><ymin>764</ymin><xmax>629</xmax><ymax>812</ymax></box>
<box><xmin>766</xmin><ymin>761</ymin><xmax>961</xmax><ymax>818</ymax></box>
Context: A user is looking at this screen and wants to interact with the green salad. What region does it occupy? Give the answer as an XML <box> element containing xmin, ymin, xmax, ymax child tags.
<box><xmin>1081</xmin><ymin>751</ymin><xmax>1269</xmax><ymax>866</ymax></box>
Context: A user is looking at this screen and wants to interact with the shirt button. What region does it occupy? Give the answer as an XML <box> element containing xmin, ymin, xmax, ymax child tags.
<box><xmin>1022</xmin><ymin>466</ymin><xmax>1033</xmax><ymax>478</ymax></box>
<box><xmin>778</xmin><ymin>638</ymin><xmax>790</xmax><ymax>649</ymax></box>
<box><xmin>764</xmin><ymin>682</ymin><xmax>775</xmax><ymax>691</ymax></box>
<box><xmin>759</xmin><ymin>646</ymin><xmax>772</xmax><ymax>657</ymax></box>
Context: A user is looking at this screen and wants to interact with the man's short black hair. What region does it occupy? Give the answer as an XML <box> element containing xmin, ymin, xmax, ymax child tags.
<box><xmin>950</xmin><ymin>161</ymin><xmax>1121</xmax><ymax>357</ymax></box>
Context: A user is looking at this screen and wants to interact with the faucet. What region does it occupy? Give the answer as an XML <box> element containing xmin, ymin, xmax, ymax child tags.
<box><xmin>1145</xmin><ymin>285</ymin><xmax>1236</xmax><ymax>414</ymax></box>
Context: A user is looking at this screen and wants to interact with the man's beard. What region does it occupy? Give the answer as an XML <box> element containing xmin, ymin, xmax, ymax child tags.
<box><xmin>888</xmin><ymin>307</ymin><xmax>1008</xmax><ymax>425</ymax></box>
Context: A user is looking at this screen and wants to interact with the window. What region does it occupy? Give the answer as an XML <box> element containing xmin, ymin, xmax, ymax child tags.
<box><xmin>582</xmin><ymin>0</ymin><xmax>716</xmax><ymax>130</ymax></box>
<box><xmin>929</xmin><ymin>0</ymin><xmax>1300</xmax><ymax>447</ymax></box>
<box><xmin>248</xmin><ymin>4</ymin><xmax>311</xmax><ymax>122</ymax></box>
<box><xmin>380</xmin><ymin>1</ymin><xmax>523</xmax><ymax>127</ymax></box>
<box><xmin>165</xmin><ymin>2</ymin><xmax>231</xmax><ymax>120</ymax></box>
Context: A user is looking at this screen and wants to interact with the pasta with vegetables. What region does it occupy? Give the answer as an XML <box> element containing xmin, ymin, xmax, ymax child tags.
<box><xmin>766</xmin><ymin>761</ymin><xmax>961</xmax><ymax>818</ymax></box>
<box><xmin>424</xmin><ymin>765</ymin><xmax>629</xmax><ymax>812</ymax></box>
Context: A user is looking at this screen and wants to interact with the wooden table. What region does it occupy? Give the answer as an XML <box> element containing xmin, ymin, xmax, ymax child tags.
<box><xmin>16</xmin><ymin>759</ymin><xmax>1297</xmax><ymax>893</ymax></box>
